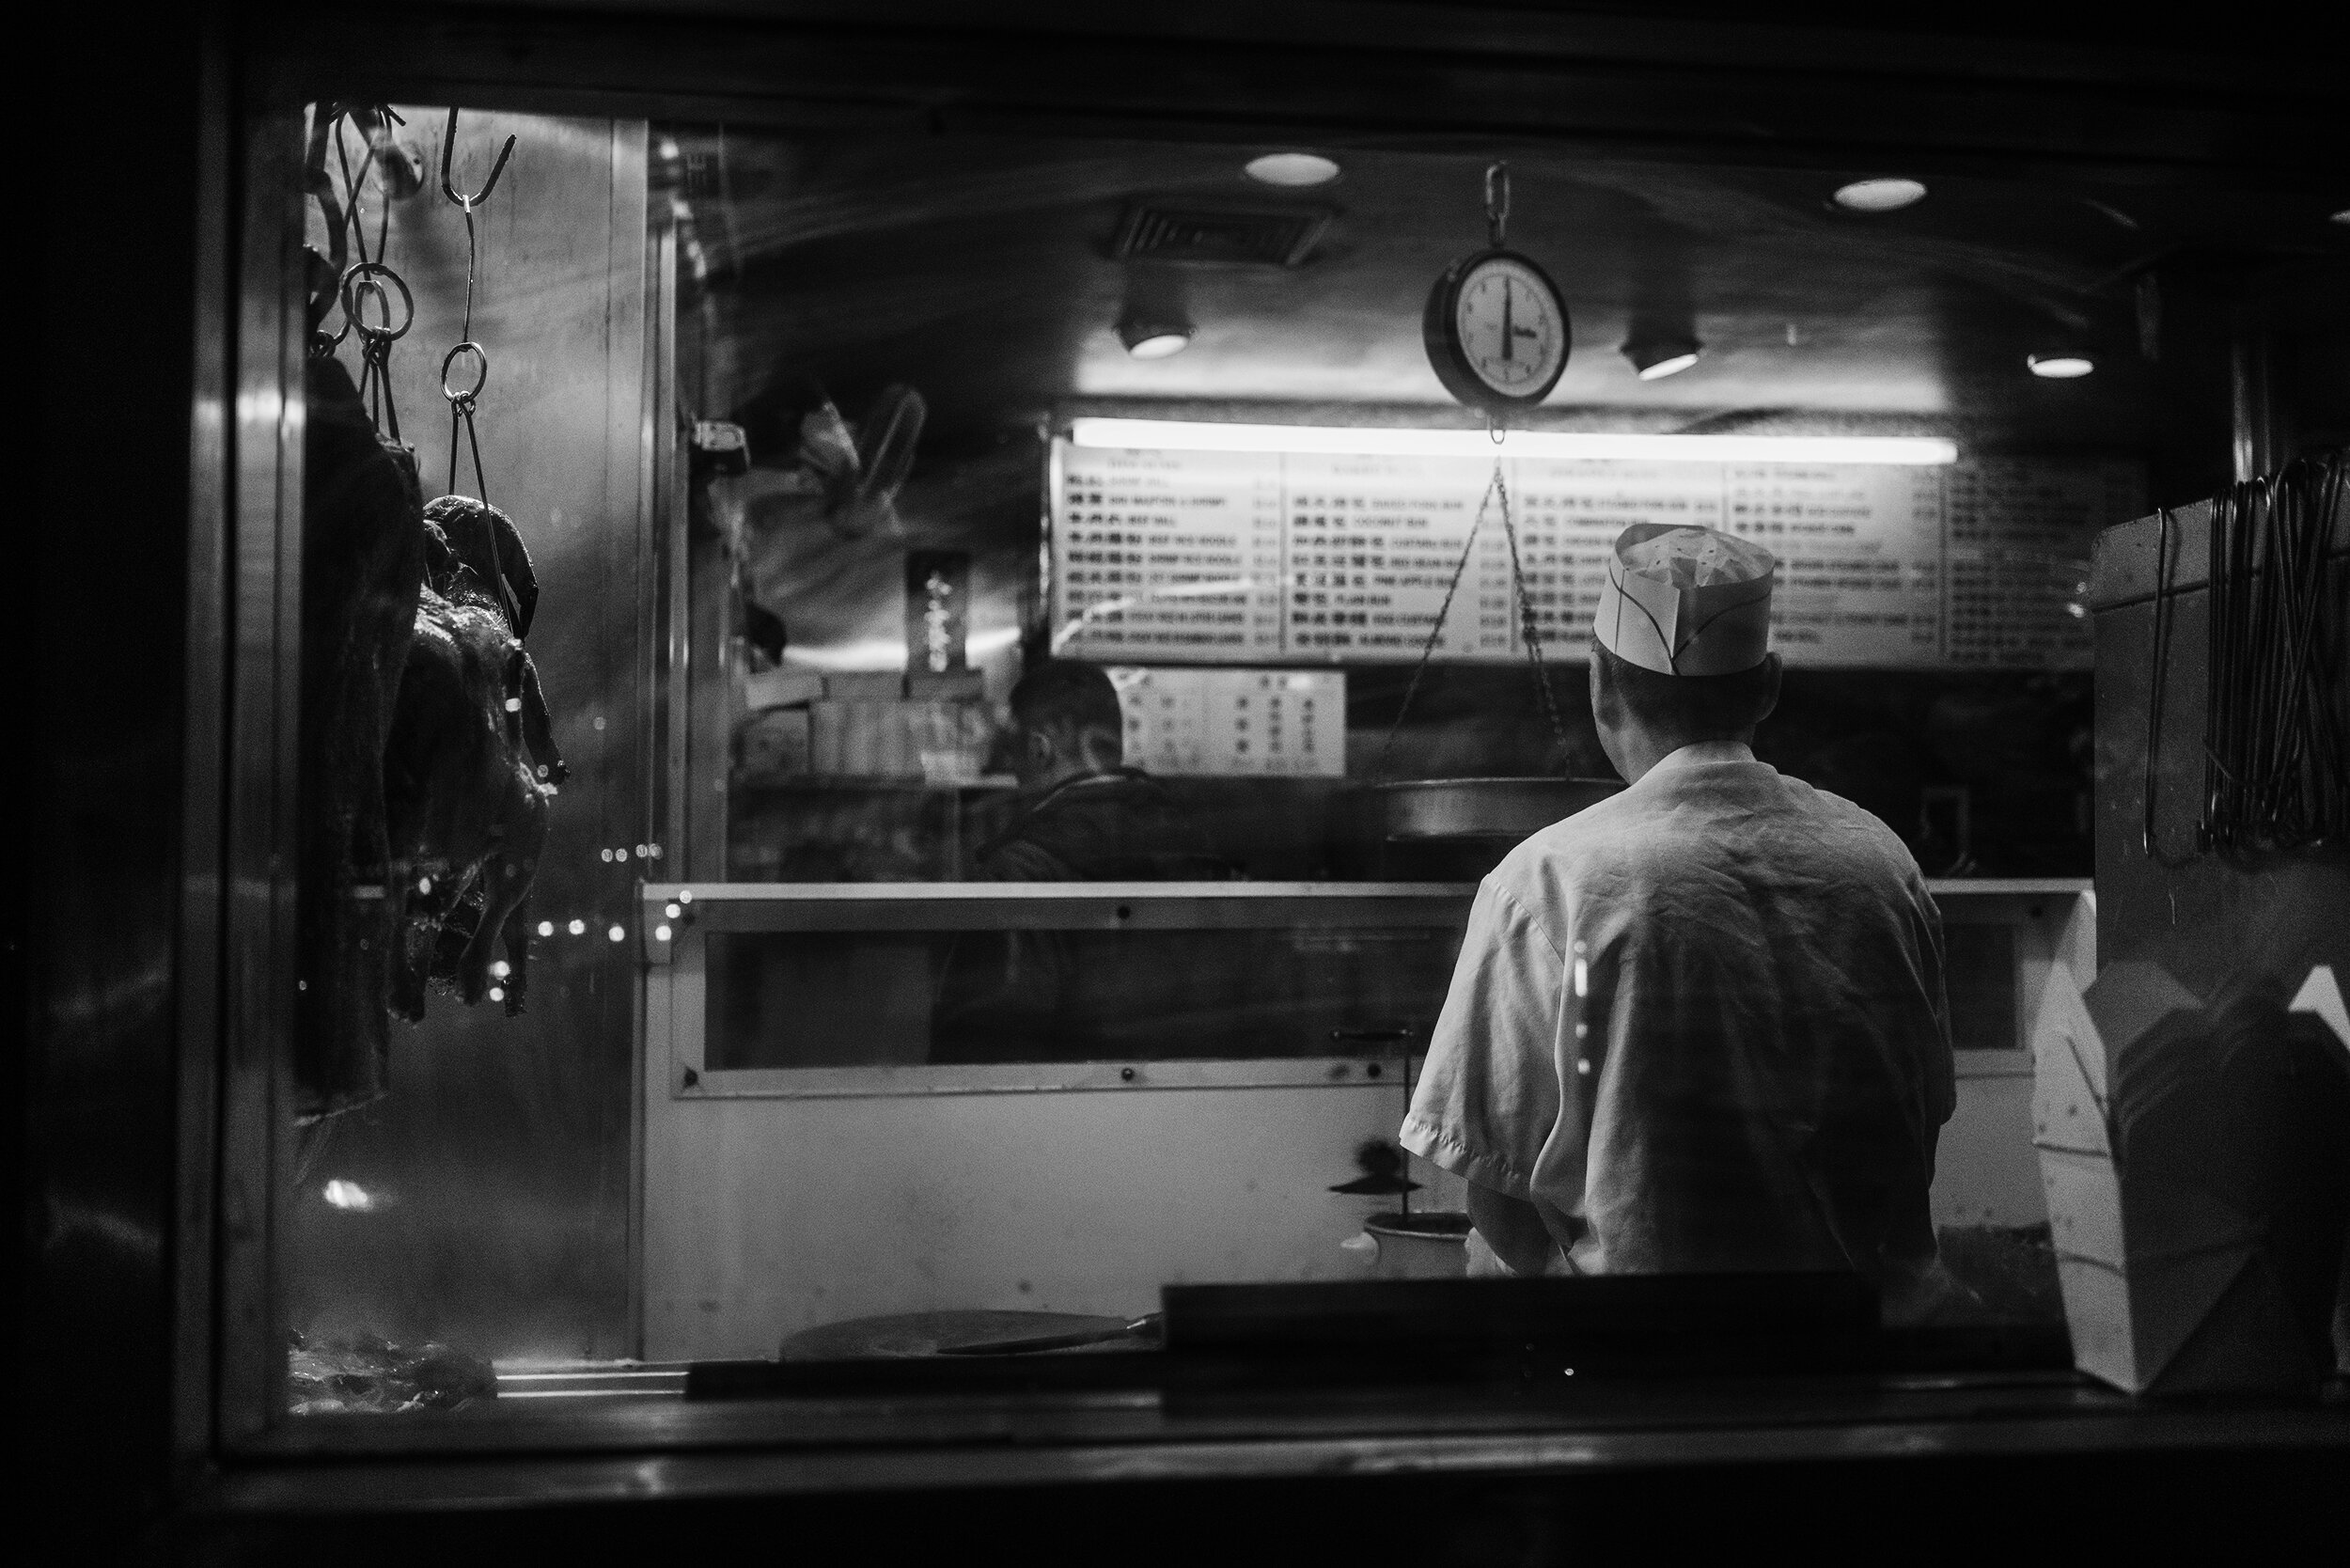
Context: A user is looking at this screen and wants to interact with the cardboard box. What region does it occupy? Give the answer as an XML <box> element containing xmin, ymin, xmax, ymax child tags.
<box><xmin>744</xmin><ymin>668</ymin><xmax>824</xmax><ymax>711</ymax></box>
<box><xmin>808</xmin><ymin>699</ymin><xmax>847</xmax><ymax>776</ymax></box>
<box><xmin>2031</xmin><ymin>959</ymin><xmax>2349</xmax><ymax>1392</ymax></box>
<box><xmin>737</xmin><ymin>708</ymin><xmax>810</xmax><ymax>776</ymax></box>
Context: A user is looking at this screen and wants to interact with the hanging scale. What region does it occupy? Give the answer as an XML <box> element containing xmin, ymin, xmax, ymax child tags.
<box><xmin>1382</xmin><ymin>164</ymin><xmax>1573</xmax><ymax>773</ymax></box>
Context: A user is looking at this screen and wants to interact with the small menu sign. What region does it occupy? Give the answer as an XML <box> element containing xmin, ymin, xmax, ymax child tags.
<box><xmin>1107</xmin><ymin>667</ymin><xmax>1347</xmax><ymax>777</ymax></box>
<box><xmin>903</xmin><ymin>549</ymin><xmax>971</xmax><ymax>676</ymax></box>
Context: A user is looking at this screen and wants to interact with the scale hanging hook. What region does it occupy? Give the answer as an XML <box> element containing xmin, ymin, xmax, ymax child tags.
<box><xmin>1484</xmin><ymin>161</ymin><xmax>1511</xmax><ymax>250</ymax></box>
<box><xmin>441</xmin><ymin>107</ymin><xmax>517</xmax><ymax>212</ymax></box>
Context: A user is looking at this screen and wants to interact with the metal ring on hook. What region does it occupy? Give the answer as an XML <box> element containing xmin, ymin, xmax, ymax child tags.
<box><xmin>441</xmin><ymin>341</ymin><xmax>491</xmax><ymax>404</ymax></box>
<box><xmin>350</xmin><ymin>281</ymin><xmax>397</xmax><ymax>343</ymax></box>
<box><xmin>441</xmin><ymin>107</ymin><xmax>517</xmax><ymax>212</ymax></box>
<box><xmin>340</xmin><ymin>261</ymin><xmax>415</xmax><ymax>342</ymax></box>
<box><xmin>1484</xmin><ymin>161</ymin><xmax>1511</xmax><ymax>249</ymax></box>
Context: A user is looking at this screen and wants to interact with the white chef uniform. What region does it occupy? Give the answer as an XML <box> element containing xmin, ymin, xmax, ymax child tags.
<box><xmin>1400</xmin><ymin>523</ymin><xmax>1955</xmax><ymax>1290</ymax></box>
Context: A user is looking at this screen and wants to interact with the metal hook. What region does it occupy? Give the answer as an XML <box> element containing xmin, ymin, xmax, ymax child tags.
<box><xmin>440</xmin><ymin>107</ymin><xmax>517</xmax><ymax>212</ymax></box>
<box><xmin>441</xmin><ymin>341</ymin><xmax>490</xmax><ymax>405</ymax></box>
<box><xmin>340</xmin><ymin>262</ymin><xmax>415</xmax><ymax>344</ymax></box>
<box><xmin>1484</xmin><ymin>161</ymin><xmax>1511</xmax><ymax>250</ymax></box>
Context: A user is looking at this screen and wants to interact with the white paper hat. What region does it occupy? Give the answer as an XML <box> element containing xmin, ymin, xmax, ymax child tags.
<box><xmin>1592</xmin><ymin>523</ymin><xmax>1778</xmax><ymax>676</ymax></box>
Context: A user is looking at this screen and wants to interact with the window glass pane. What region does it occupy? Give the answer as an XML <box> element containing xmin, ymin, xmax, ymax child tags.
<box><xmin>281</xmin><ymin>101</ymin><xmax>650</xmax><ymax>1415</ymax></box>
<box><xmin>266</xmin><ymin>99</ymin><xmax>2168</xmax><ymax>1434</ymax></box>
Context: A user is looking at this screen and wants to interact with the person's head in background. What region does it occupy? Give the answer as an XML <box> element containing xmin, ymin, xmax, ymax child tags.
<box><xmin>1004</xmin><ymin>662</ymin><xmax>1125</xmax><ymax>790</ymax></box>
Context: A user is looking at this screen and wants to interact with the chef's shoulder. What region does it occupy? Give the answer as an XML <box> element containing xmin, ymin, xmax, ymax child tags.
<box><xmin>1778</xmin><ymin>773</ymin><xmax>1935</xmax><ymax>890</ymax></box>
<box><xmin>1476</xmin><ymin>786</ymin><xmax>1660</xmax><ymax>939</ymax></box>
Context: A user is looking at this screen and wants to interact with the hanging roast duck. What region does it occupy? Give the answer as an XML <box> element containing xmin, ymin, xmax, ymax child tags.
<box><xmin>379</xmin><ymin>110</ymin><xmax>569</xmax><ymax>1026</ymax></box>
<box><xmin>384</xmin><ymin>496</ymin><xmax>562</xmax><ymax>1024</ymax></box>
<box><xmin>293</xmin><ymin>105</ymin><xmax>431</xmax><ymax>1121</ymax></box>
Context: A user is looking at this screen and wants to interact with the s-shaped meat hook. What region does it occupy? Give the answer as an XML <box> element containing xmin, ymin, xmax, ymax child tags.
<box><xmin>437</xmin><ymin>108</ymin><xmax>516</xmax><ymax>507</ymax></box>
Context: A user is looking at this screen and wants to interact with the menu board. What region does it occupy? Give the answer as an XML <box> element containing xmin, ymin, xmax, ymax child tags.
<box><xmin>1942</xmin><ymin>460</ymin><xmax>2146</xmax><ymax>667</ymax></box>
<box><xmin>1050</xmin><ymin>447</ymin><xmax>1284</xmax><ymax>659</ymax></box>
<box><xmin>1721</xmin><ymin>463</ymin><xmax>1949</xmax><ymax>666</ymax></box>
<box><xmin>1107</xmin><ymin>667</ymin><xmax>1347</xmax><ymax>777</ymax></box>
<box><xmin>1051</xmin><ymin>438</ymin><xmax>2141</xmax><ymax>670</ymax></box>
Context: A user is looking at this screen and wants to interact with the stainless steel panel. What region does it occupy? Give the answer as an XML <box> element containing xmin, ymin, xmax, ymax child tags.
<box><xmin>654</xmin><ymin>217</ymin><xmax>690</xmax><ymax>870</ymax></box>
<box><xmin>172</xmin><ymin>24</ymin><xmax>235</xmax><ymax>1466</ymax></box>
<box><xmin>675</xmin><ymin>1058</ymin><xmax>1419</xmax><ymax>1100</ymax></box>
<box><xmin>639</xmin><ymin>881</ymin><xmax>1480</xmax><ymax>933</ymax></box>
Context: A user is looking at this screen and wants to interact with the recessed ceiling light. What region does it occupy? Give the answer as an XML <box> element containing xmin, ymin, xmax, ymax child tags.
<box><xmin>1245</xmin><ymin>152</ymin><xmax>1341</xmax><ymax>187</ymax></box>
<box><xmin>1622</xmin><ymin>338</ymin><xmax>1702</xmax><ymax>380</ymax></box>
<box><xmin>1832</xmin><ymin>177</ymin><xmax>1927</xmax><ymax>213</ymax></box>
<box><xmin>1120</xmin><ymin>318</ymin><xmax>1194</xmax><ymax>359</ymax></box>
<box><xmin>2027</xmin><ymin>353</ymin><xmax>2095</xmax><ymax>379</ymax></box>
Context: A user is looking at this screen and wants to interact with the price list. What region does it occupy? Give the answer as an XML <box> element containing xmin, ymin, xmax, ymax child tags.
<box><xmin>1943</xmin><ymin>459</ymin><xmax>2142</xmax><ymax>669</ymax></box>
<box><xmin>1512</xmin><ymin>461</ymin><xmax>1727</xmax><ymax>653</ymax></box>
<box><xmin>1724</xmin><ymin>463</ymin><xmax>1946</xmax><ymax>667</ymax></box>
<box><xmin>1281</xmin><ymin>453</ymin><xmax>1508</xmax><ymax>659</ymax></box>
<box><xmin>1051</xmin><ymin>446</ymin><xmax>1285</xmax><ymax>657</ymax></box>
<box><xmin>1050</xmin><ymin>437</ymin><xmax>2142</xmax><ymax>670</ymax></box>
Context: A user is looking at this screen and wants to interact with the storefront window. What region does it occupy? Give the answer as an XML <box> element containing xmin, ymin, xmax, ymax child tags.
<box><xmin>256</xmin><ymin>93</ymin><xmax>2174</xmax><ymax>1435</ymax></box>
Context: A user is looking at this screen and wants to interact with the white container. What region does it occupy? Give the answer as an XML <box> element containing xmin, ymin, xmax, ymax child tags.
<box><xmin>2031</xmin><ymin>959</ymin><xmax>2344</xmax><ymax>1393</ymax></box>
<box><xmin>1340</xmin><ymin>1211</ymin><xmax>1473</xmax><ymax>1279</ymax></box>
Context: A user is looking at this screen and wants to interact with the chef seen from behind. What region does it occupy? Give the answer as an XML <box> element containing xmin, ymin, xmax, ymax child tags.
<box><xmin>1400</xmin><ymin>523</ymin><xmax>1958</xmax><ymax>1320</ymax></box>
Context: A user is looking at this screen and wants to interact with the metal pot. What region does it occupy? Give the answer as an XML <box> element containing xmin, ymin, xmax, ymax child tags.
<box><xmin>1352</xmin><ymin>777</ymin><xmax>1622</xmax><ymax>879</ymax></box>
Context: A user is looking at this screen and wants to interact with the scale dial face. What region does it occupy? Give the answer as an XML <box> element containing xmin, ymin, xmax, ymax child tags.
<box><xmin>1424</xmin><ymin>249</ymin><xmax>1571</xmax><ymax>411</ymax></box>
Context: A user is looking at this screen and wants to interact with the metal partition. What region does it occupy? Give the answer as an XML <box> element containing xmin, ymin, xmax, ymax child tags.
<box><xmin>643</xmin><ymin>881</ymin><xmax>1473</xmax><ymax>1097</ymax></box>
<box><xmin>636</xmin><ymin>878</ymin><xmax>2090</xmax><ymax>1360</ymax></box>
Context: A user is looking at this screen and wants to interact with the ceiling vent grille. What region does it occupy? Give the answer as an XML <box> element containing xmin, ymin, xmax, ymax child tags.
<box><xmin>1112</xmin><ymin>204</ymin><xmax>1330</xmax><ymax>267</ymax></box>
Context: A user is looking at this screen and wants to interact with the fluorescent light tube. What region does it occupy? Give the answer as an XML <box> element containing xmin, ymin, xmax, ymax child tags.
<box><xmin>1066</xmin><ymin>418</ymin><xmax>1957</xmax><ymax>465</ymax></box>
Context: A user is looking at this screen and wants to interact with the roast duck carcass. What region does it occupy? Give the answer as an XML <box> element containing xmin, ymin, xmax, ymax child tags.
<box><xmin>384</xmin><ymin>496</ymin><xmax>567</xmax><ymax>1027</ymax></box>
<box><xmin>295</xmin><ymin>357</ymin><xmax>426</xmax><ymax>1121</ymax></box>
<box><xmin>297</xmin><ymin>362</ymin><xmax>565</xmax><ymax>1121</ymax></box>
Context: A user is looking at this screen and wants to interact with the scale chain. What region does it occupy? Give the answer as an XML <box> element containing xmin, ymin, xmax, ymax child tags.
<box><xmin>1493</xmin><ymin>462</ymin><xmax>1573</xmax><ymax>755</ymax></box>
<box><xmin>1377</xmin><ymin>455</ymin><xmax>1574</xmax><ymax>775</ymax></box>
